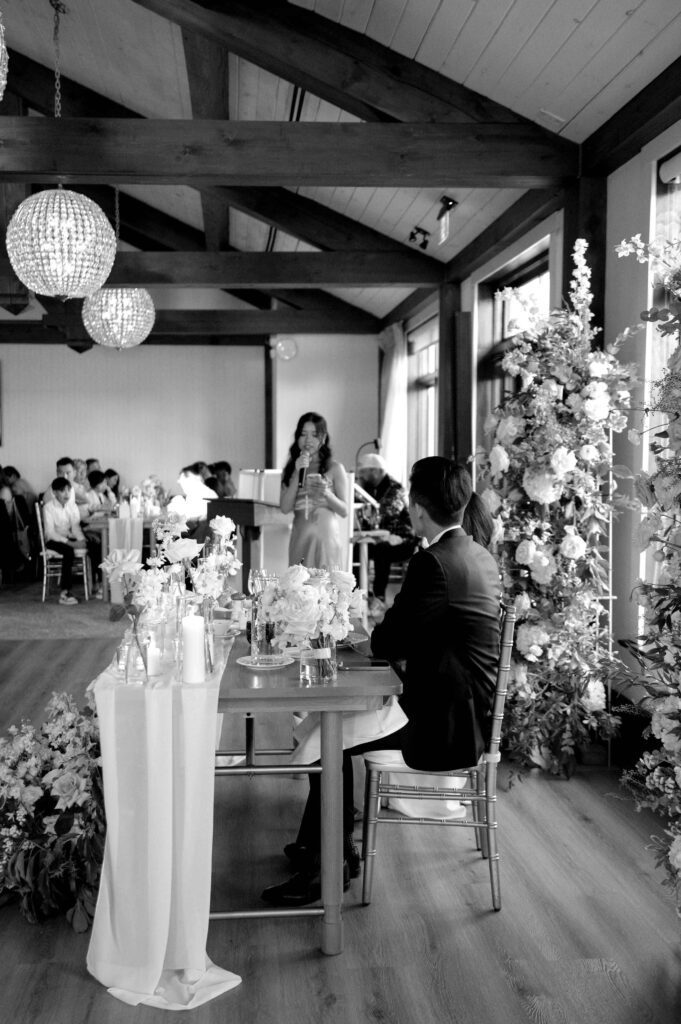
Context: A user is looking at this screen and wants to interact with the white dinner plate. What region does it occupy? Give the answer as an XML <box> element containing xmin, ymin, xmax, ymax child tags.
<box><xmin>236</xmin><ymin>655</ymin><xmax>294</xmax><ymax>670</ymax></box>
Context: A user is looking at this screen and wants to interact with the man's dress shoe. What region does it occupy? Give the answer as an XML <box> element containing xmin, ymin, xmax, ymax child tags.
<box><xmin>284</xmin><ymin>837</ymin><xmax>361</xmax><ymax>879</ymax></box>
<box><xmin>261</xmin><ymin>862</ymin><xmax>350</xmax><ymax>907</ymax></box>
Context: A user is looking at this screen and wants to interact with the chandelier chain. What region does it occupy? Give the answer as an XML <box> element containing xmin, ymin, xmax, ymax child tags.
<box><xmin>114</xmin><ymin>187</ymin><xmax>120</xmax><ymax>242</ymax></box>
<box><xmin>50</xmin><ymin>0</ymin><xmax>67</xmax><ymax>119</ymax></box>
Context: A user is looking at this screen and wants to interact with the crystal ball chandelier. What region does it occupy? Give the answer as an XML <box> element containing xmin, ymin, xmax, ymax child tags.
<box><xmin>82</xmin><ymin>287</ymin><xmax>156</xmax><ymax>349</ymax></box>
<box><xmin>0</xmin><ymin>9</ymin><xmax>9</xmax><ymax>102</ymax></box>
<box><xmin>6</xmin><ymin>188</ymin><xmax>117</xmax><ymax>301</ymax></box>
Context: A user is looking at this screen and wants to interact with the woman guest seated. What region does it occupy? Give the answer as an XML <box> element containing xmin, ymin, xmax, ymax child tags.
<box><xmin>82</xmin><ymin>470</ymin><xmax>114</xmax><ymax>520</ymax></box>
<box><xmin>280</xmin><ymin>412</ymin><xmax>348</xmax><ymax>570</ymax></box>
<box><xmin>104</xmin><ymin>468</ymin><xmax>121</xmax><ymax>504</ymax></box>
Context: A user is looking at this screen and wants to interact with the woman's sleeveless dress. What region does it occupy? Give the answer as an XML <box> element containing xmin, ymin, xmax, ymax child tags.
<box><xmin>288</xmin><ymin>474</ymin><xmax>344</xmax><ymax>569</ymax></box>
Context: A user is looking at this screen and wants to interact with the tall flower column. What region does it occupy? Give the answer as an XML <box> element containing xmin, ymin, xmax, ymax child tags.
<box><xmin>480</xmin><ymin>241</ymin><xmax>637</xmax><ymax>775</ymax></box>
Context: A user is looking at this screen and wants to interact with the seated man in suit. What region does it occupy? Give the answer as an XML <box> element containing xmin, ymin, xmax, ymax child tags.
<box><xmin>262</xmin><ymin>457</ymin><xmax>501</xmax><ymax>906</ymax></box>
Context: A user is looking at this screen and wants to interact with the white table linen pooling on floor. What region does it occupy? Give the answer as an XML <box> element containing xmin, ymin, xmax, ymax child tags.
<box><xmin>86</xmin><ymin>663</ymin><xmax>241</xmax><ymax>1010</ymax></box>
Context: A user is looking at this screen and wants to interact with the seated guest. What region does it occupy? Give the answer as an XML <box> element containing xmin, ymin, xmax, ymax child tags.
<box><xmin>3</xmin><ymin>465</ymin><xmax>37</xmax><ymax>513</ymax></box>
<box><xmin>189</xmin><ymin>461</ymin><xmax>212</xmax><ymax>482</ymax></box>
<box><xmin>43</xmin><ymin>457</ymin><xmax>78</xmax><ymax>509</ymax></box>
<box><xmin>167</xmin><ymin>467</ymin><xmax>217</xmax><ymax>544</ymax></box>
<box><xmin>104</xmin><ymin>468</ymin><xmax>121</xmax><ymax>502</ymax></box>
<box><xmin>0</xmin><ymin>477</ymin><xmax>32</xmax><ymax>582</ymax></box>
<box><xmin>42</xmin><ymin>478</ymin><xmax>91</xmax><ymax>604</ymax></box>
<box><xmin>86</xmin><ymin>458</ymin><xmax>101</xmax><ymax>473</ymax></box>
<box><xmin>82</xmin><ymin>470</ymin><xmax>113</xmax><ymax>519</ymax></box>
<box><xmin>72</xmin><ymin>459</ymin><xmax>92</xmax><ymax>518</ymax></box>
<box><xmin>211</xmin><ymin>460</ymin><xmax>237</xmax><ymax>498</ymax></box>
<box><xmin>262</xmin><ymin>457</ymin><xmax>502</xmax><ymax>906</ymax></box>
<box><xmin>355</xmin><ymin>453</ymin><xmax>417</xmax><ymax>617</ymax></box>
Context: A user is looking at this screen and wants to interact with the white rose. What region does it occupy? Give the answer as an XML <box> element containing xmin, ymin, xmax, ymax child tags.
<box><xmin>481</xmin><ymin>488</ymin><xmax>502</xmax><ymax>515</ymax></box>
<box><xmin>515</xmin><ymin>539</ymin><xmax>536</xmax><ymax>566</ymax></box>
<box><xmin>530</xmin><ymin>550</ymin><xmax>557</xmax><ymax>585</ymax></box>
<box><xmin>329</xmin><ymin>569</ymin><xmax>357</xmax><ymax>593</ymax></box>
<box><xmin>560</xmin><ymin>531</ymin><xmax>587</xmax><ymax>560</ymax></box>
<box><xmin>550</xmin><ymin>446</ymin><xmax>577</xmax><ymax>479</ymax></box>
<box><xmin>516</xmin><ymin>623</ymin><xmax>550</xmax><ymax>661</ymax></box>
<box><xmin>668</xmin><ymin>835</ymin><xmax>681</xmax><ymax>873</ymax></box>
<box><xmin>582</xmin><ymin>381</ymin><xmax>610</xmax><ymax>422</ymax></box>
<box><xmin>588</xmin><ymin>357</ymin><xmax>609</xmax><ymax>378</ymax></box>
<box><xmin>280</xmin><ymin>564</ymin><xmax>310</xmax><ymax>588</ymax></box>
<box><xmin>495</xmin><ymin>416</ymin><xmax>524</xmax><ymax>446</ymax></box>
<box><xmin>522</xmin><ymin>470</ymin><xmax>561</xmax><ymax>505</ymax></box>
<box><xmin>566</xmin><ymin>393</ymin><xmax>583</xmax><ymax>414</ymax></box>
<box><xmin>582</xmin><ymin>679</ymin><xmax>606</xmax><ymax>713</ymax></box>
<box><xmin>488</xmin><ymin>444</ymin><xmax>510</xmax><ymax>479</ymax></box>
<box><xmin>514</xmin><ymin>591</ymin><xmax>532</xmax><ymax>616</ymax></box>
<box><xmin>579</xmin><ymin>444</ymin><xmax>599</xmax><ymax>463</ymax></box>
<box><xmin>164</xmin><ymin>538</ymin><xmax>204</xmax><ymax>563</ymax></box>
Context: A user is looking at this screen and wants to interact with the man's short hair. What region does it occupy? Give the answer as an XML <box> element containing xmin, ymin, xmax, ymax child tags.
<box><xmin>56</xmin><ymin>457</ymin><xmax>74</xmax><ymax>470</ymax></box>
<box><xmin>52</xmin><ymin>476</ymin><xmax>71</xmax><ymax>494</ymax></box>
<box><xmin>409</xmin><ymin>457</ymin><xmax>472</xmax><ymax>526</ymax></box>
<box><xmin>88</xmin><ymin>470</ymin><xmax>105</xmax><ymax>488</ymax></box>
<box><xmin>357</xmin><ymin>453</ymin><xmax>387</xmax><ymax>472</ymax></box>
<box><xmin>86</xmin><ymin>458</ymin><xmax>99</xmax><ymax>469</ymax></box>
<box><xmin>212</xmin><ymin>460</ymin><xmax>232</xmax><ymax>475</ymax></box>
<box><xmin>3</xmin><ymin>466</ymin><xmax>19</xmax><ymax>480</ymax></box>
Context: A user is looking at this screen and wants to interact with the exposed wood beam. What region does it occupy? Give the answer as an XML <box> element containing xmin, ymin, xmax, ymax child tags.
<box><xmin>42</xmin><ymin>306</ymin><xmax>379</xmax><ymax>337</ymax></box>
<box><xmin>0</xmin><ymin>119</ymin><xmax>577</xmax><ymax>189</ymax></box>
<box><xmin>69</xmin><ymin>251</ymin><xmax>443</xmax><ymax>288</ymax></box>
<box><xmin>582</xmin><ymin>55</ymin><xmax>681</xmax><ymax>177</ymax></box>
<box><xmin>130</xmin><ymin>0</ymin><xmax>552</xmax><ymax>130</ymax></box>
<box><xmin>0</xmin><ymin>322</ymin><xmax>267</xmax><ymax>346</ymax></box>
<box><xmin>7</xmin><ymin>50</ymin><xmax>439</xmax><ymax>268</ymax></box>
<box><xmin>181</xmin><ymin>31</ymin><xmax>231</xmax><ymax>251</ymax></box>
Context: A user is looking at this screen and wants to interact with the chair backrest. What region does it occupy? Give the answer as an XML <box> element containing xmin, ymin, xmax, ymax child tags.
<box><xmin>486</xmin><ymin>603</ymin><xmax>517</xmax><ymax>760</ymax></box>
<box><xmin>35</xmin><ymin>501</ymin><xmax>48</xmax><ymax>556</ymax></box>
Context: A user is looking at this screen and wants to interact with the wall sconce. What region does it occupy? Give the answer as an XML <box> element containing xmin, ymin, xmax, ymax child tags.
<box><xmin>437</xmin><ymin>195</ymin><xmax>458</xmax><ymax>245</ymax></box>
<box><xmin>408</xmin><ymin>226</ymin><xmax>430</xmax><ymax>250</ymax></box>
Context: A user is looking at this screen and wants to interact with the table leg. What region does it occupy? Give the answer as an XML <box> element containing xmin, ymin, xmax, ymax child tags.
<box><xmin>359</xmin><ymin>543</ymin><xmax>369</xmax><ymax>630</ymax></box>
<box><xmin>100</xmin><ymin>524</ymin><xmax>110</xmax><ymax>602</ymax></box>
<box><xmin>319</xmin><ymin>710</ymin><xmax>344</xmax><ymax>956</ymax></box>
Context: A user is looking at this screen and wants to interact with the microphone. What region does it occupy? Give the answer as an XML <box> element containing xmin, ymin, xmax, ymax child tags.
<box><xmin>298</xmin><ymin>466</ymin><xmax>306</xmax><ymax>488</ymax></box>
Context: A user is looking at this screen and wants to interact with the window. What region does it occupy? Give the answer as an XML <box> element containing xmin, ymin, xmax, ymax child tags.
<box><xmin>406</xmin><ymin>315</ymin><xmax>438</xmax><ymax>468</ymax></box>
<box><xmin>475</xmin><ymin>250</ymin><xmax>550</xmax><ymax>453</ymax></box>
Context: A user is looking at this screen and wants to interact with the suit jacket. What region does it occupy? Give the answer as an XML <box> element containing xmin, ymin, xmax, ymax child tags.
<box><xmin>371</xmin><ymin>528</ymin><xmax>501</xmax><ymax>771</ymax></box>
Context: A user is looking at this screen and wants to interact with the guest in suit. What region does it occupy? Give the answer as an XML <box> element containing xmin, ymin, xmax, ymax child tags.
<box><xmin>262</xmin><ymin>457</ymin><xmax>501</xmax><ymax>906</ymax></box>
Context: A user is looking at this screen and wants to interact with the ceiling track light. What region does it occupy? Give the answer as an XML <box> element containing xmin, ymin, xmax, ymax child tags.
<box><xmin>408</xmin><ymin>226</ymin><xmax>430</xmax><ymax>250</ymax></box>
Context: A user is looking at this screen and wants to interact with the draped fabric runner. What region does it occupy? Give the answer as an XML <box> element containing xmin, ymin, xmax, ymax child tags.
<box><xmin>86</xmin><ymin>665</ymin><xmax>241</xmax><ymax>1010</ymax></box>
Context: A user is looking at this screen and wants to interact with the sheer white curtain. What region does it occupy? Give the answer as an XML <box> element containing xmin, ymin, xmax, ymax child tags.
<box><xmin>379</xmin><ymin>323</ymin><xmax>408</xmax><ymax>486</ymax></box>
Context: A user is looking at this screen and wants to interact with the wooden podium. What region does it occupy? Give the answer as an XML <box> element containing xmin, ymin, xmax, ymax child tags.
<box><xmin>207</xmin><ymin>498</ymin><xmax>292</xmax><ymax>592</ymax></box>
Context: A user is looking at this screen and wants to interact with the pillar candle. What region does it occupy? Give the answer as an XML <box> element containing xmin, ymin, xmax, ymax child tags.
<box><xmin>182</xmin><ymin>614</ymin><xmax>206</xmax><ymax>684</ymax></box>
<box><xmin>147</xmin><ymin>643</ymin><xmax>163</xmax><ymax>677</ymax></box>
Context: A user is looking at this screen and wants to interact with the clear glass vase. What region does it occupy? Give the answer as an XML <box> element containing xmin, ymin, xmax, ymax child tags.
<box><xmin>299</xmin><ymin>634</ymin><xmax>337</xmax><ymax>686</ymax></box>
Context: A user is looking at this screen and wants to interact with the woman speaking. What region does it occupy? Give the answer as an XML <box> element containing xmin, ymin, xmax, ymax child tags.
<box><xmin>280</xmin><ymin>412</ymin><xmax>348</xmax><ymax>569</ymax></box>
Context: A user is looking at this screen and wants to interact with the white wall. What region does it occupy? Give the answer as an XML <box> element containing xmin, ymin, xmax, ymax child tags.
<box><xmin>273</xmin><ymin>333</ymin><xmax>380</xmax><ymax>474</ymax></box>
<box><xmin>0</xmin><ymin>343</ymin><xmax>266</xmax><ymax>495</ymax></box>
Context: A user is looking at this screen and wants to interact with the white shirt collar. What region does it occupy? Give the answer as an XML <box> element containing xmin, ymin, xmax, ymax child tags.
<box><xmin>425</xmin><ymin>524</ymin><xmax>462</xmax><ymax>547</ymax></box>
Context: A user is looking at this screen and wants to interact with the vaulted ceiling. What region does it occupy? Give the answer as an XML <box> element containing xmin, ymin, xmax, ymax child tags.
<box><xmin>0</xmin><ymin>0</ymin><xmax>679</xmax><ymax>347</ymax></box>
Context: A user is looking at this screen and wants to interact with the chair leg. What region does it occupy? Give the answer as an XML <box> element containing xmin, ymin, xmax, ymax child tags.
<box><xmin>82</xmin><ymin>556</ymin><xmax>90</xmax><ymax>601</ymax></box>
<box><xmin>469</xmin><ymin>770</ymin><xmax>483</xmax><ymax>851</ymax></box>
<box><xmin>477</xmin><ymin>771</ymin><xmax>489</xmax><ymax>859</ymax></box>
<box><xmin>485</xmin><ymin>765</ymin><xmax>501</xmax><ymax>911</ymax></box>
<box><xmin>361</xmin><ymin>768</ymin><xmax>381</xmax><ymax>906</ymax></box>
<box><xmin>41</xmin><ymin>566</ymin><xmax>47</xmax><ymax>602</ymax></box>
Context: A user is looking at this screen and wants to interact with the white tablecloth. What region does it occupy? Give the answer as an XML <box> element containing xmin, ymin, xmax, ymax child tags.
<box><xmin>86</xmin><ymin>662</ymin><xmax>241</xmax><ymax>1010</ymax></box>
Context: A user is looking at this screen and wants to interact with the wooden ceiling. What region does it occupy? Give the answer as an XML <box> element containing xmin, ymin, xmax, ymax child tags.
<box><xmin>0</xmin><ymin>0</ymin><xmax>679</xmax><ymax>345</ymax></box>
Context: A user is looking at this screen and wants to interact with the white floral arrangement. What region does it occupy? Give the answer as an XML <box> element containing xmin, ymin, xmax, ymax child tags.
<box><xmin>479</xmin><ymin>240</ymin><xmax>637</xmax><ymax>775</ymax></box>
<box><xmin>259</xmin><ymin>564</ymin><xmax>364</xmax><ymax>649</ymax></box>
<box><xmin>616</xmin><ymin>234</ymin><xmax>681</xmax><ymax>917</ymax></box>
<box><xmin>0</xmin><ymin>693</ymin><xmax>105</xmax><ymax>932</ymax></box>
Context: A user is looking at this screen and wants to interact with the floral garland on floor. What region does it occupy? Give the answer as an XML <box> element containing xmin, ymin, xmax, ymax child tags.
<box><xmin>479</xmin><ymin>240</ymin><xmax>637</xmax><ymax>775</ymax></box>
<box><xmin>615</xmin><ymin>236</ymin><xmax>681</xmax><ymax>915</ymax></box>
<box><xmin>0</xmin><ymin>693</ymin><xmax>104</xmax><ymax>932</ymax></box>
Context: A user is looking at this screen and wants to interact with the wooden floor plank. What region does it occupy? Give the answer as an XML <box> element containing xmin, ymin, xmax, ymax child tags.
<box><xmin>0</xmin><ymin>637</ymin><xmax>680</xmax><ymax>1024</ymax></box>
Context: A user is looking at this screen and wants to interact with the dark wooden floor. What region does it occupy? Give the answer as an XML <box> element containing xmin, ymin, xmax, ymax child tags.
<box><xmin>1</xmin><ymin>638</ymin><xmax>680</xmax><ymax>1024</ymax></box>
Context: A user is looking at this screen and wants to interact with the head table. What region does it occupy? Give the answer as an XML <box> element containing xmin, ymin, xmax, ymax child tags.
<box><xmin>86</xmin><ymin>630</ymin><xmax>401</xmax><ymax>1011</ymax></box>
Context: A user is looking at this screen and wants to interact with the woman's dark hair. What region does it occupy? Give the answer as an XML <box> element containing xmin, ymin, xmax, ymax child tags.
<box><xmin>282</xmin><ymin>412</ymin><xmax>333</xmax><ymax>487</ymax></box>
<box><xmin>462</xmin><ymin>491</ymin><xmax>495</xmax><ymax>549</ymax></box>
<box><xmin>88</xmin><ymin>470</ymin><xmax>105</xmax><ymax>489</ymax></box>
<box><xmin>104</xmin><ymin>469</ymin><xmax>120</xmax><ymax>497</ymax></box>
<box><xmin>409</xmin><ymin>457</ymin><xmax>472</xmax><ymax>526</ymax></box>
